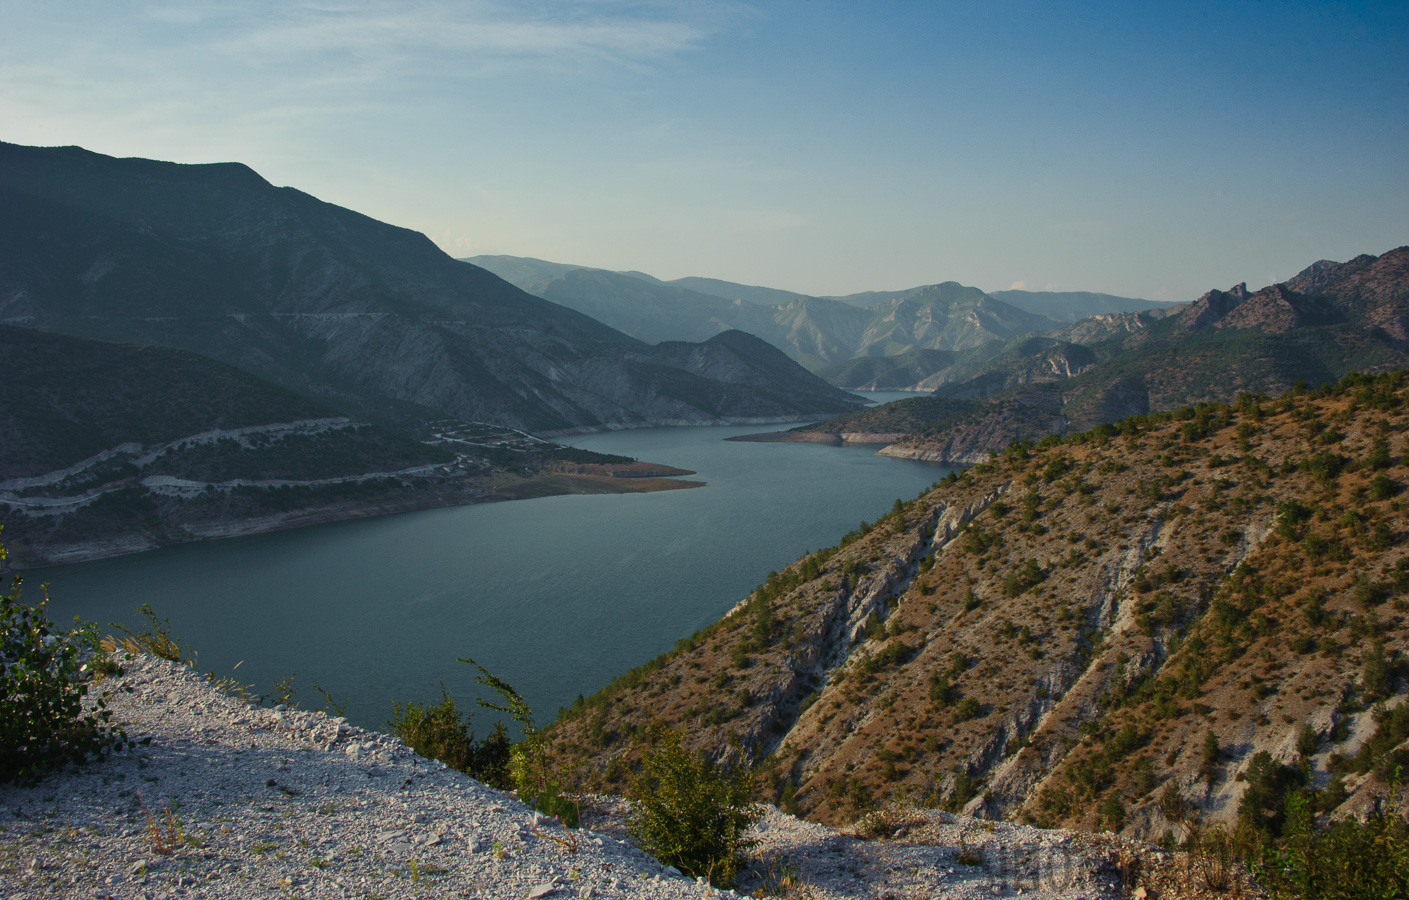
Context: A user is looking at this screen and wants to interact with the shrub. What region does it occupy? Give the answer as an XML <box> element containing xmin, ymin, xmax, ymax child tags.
<box><xmin>459</xmin><ymin>657</ymin><xmax>579</xmax><ymax>827</ymax></box>
<box><xmin>1369</xmin><ymin>474</ymin><xmax>1401</xmax><ymax>501</ymax></box>
<box><xmin>1262</xmin><ymin>792</ymin><xmax>1409</xmax><ymax>899</ymax></box>
<box><xmin>1101</xmin><ymin>792</ymin><xmax>1126</xmax><ymax>832</ymax></box>
<box><xmin>928</xmin><ymin>673</ymin><xmax>956</xmax><ymax>706</ymax></box>
<box><xmin>111</xmin><ymin>604</ymin><xmax>186</xmax><ymax>663</ymax></box>
<box><xmin>954</xmin><ymin>697</ymin><xmax>982</xmax><ymax>721</ymax></box>
<box><xmin>387</xmin><ymin>688</ymin><xmax>511</xmax><ymax>789</ymax></box>
<box><xmin>0</xmin><ymin>537</ymin><xmax>127</xmax><ymax>783</ymax></box>
<box><xmin>1003</xmin><ymin>559</ymin><xmax>1044</xmax><ymax>597</ymax></box>
<box><xmin>627</xmin><ymin>727</ymin><xmax>760</xmax><ymax>887</ymax></box>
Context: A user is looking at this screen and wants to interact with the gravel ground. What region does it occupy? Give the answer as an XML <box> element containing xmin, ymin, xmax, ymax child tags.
<box><xmin>0</xmin><ymin>654</ymin><xmax>1152</xmax><ymax>899</ymax></box>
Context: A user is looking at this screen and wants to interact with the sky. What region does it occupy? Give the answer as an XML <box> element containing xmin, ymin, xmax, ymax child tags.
<box><xmin>3</xmin><ymin>1</ymin><xmax>1407</xmax><ymax>302</ymax></box>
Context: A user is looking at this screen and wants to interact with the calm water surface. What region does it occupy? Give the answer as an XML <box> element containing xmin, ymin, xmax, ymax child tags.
<box><xmin>39</xmin><ymin>423</ymin><xmax>947</xmax><ymax>730</ymax></box>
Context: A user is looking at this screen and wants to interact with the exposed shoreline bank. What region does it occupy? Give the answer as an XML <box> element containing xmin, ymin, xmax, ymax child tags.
<box><xmin>724</xmin><ymin>430</ymin><xmax>905</xmax><ymax>445</ymax></box>
<box><xmin>8</xmin><ymin>468</ymin><xmax>703</xmax><ymax>572</ymax></box>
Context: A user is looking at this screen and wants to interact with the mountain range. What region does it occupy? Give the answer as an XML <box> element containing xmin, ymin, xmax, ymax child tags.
<box><xmin>0</xmin><ymin>142</ymin><xmax>862</xmax><ymax>437</ymax></box>
<box><xmin>464</xmin><ymin>255</ymin><xmax>1172</xmax><ymax>379</ymax></box>
<box><xmin>778</xmin><ymin>248</ymin><xmax>1409</xmax><ymax>463</ymax></box>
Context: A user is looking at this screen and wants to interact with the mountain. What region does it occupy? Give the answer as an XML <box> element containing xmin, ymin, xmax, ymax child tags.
<box><xmin>767</xmin><ymin>296</ymin><xmax>876</xmax><ymax>371</ymax></box>
<box><xmin>988</xmin><ymin>289</ymin><xmax>1177</xmax><ymax>323</ymax></box>
<box><xmin>461</xmin><ymin>257</ymin><xmax>815</xmax><ymax>309</ymax></box>
<box><xmin>665</xmin><ymin>276</ymin><xmax>806</xmax><ymax>307</ymax></box>
<box><xmin>793</xmin><ymin>249</ymin><xmax>1409</xmax><ymax>462</ymax></box>
<box><xmin>0</xmin><ymin>142</ymin><xmax>862</xmax><ymax>435</ymax></box>
<box><xmin>824</xmin><ymin>285</ymin><xmax>934</xmax><ymax>309</ymax></box>
<box><xmin>851</xmin><ymin>284</ymin><xmax>1061</xmax><ymax>357</ymax></box>
<box><xmin>472</xmin><ymin>255</ymin><xmax>1082</xmax><ymax>378</ymax></box>
<box><xmin>545</xmin><ymin>372</ymin><xmax>1409</xmax><ymax>845</ymax></box>
<box><xmin>474</xmin><ymin>260</ymin><xmax>875</xmax><ymax>372</ymax></box>
<box><xmin>0</xmin><ymin>326</ymin><xmax>462</xmax><ymax>566</ymax></box>
<box><xmin>525</xmin><ymin>267</ymin><xmax>777</xmax><ymax>345</ymax></box>
<box><xmin>456</xmin><ymin>254</ymin><xmax>589</xmax><ymax>289</ymax></box>
<box><xmin>0</xmin><ymin>325</ymin><xmax>720</xmax><ymax>568</ymax></box>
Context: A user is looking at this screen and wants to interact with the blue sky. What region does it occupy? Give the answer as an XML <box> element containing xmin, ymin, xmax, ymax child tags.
<box><xmin>3</xmin><ymin>0</ymin><xmax>1406</xmax><ymax>301</ymax></box>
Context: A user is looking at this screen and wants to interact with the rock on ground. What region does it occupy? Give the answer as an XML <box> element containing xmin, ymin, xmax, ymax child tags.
<box><xmin>0</xmin><ymin>653</ymin><xmax>1162</xmax><ymax>899</ymax></box>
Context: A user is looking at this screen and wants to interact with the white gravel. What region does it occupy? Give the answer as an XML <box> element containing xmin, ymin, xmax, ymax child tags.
<box><xmin>0</xmin><ymin>653</ymin><xmax>1133</xmax><ymax>899</ymax></box>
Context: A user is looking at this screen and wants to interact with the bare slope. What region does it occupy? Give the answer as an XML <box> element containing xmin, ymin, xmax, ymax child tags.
<box><xmin>545</xmin><ymin>372</ymin><xmax>1409</xmax><ymax>845</ymax></box>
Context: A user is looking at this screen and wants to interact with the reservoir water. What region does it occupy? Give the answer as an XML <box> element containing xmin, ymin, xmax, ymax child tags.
<box><xmin>37</xmin><ymin>418</ymin><xmax>946</xmax><ymax>731</ymax></box>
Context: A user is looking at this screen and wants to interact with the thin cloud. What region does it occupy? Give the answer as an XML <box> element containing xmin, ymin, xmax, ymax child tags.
<box><xmin>199</xmin><ymin>1</ymin><xmax>732</xmax><ymax>72</ymax></box>
<box><xmin>1008</xmin><ymin>280</ymin><xmax>1028</xmax><ymax>290</ymax></box>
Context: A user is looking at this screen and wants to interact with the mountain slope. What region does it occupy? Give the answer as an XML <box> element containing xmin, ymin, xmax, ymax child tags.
<box><xmin>0</xmin><ymin>325</ymin><xmax>717</xmax><ymax>568</ymax></box>
<box><xmin>545</xmin><ymin>372</ymin><xmax>1409</xmax><ymax>845</ymax></box>
<box><xmin>792</xmin><ymin>250</ymin><xmax>1409</xmax><ymax>462</ymax></box>
<box><xmin>666</xmin><ymin>276</ymin><xmax>806</xmax><ymax>307</ymax></box>
<box><xmin>989</xmin><ymin>289</ymin><xmax>1176</xmax><ymax>324</ymax></box>
<box><xmin>0</xmin><ymin>325</ymin><xmax>474</xmax><ymax>565</ymax></box>
<box><xmin>526</xmin><ymin>267</ymin><xmax>777</xmax><ymax>345</ymax></box>
<box><xmin>0</xmin><ymin>142</ymin><xmax>861</xmax><ymax>434</ymax></box>
<box><xmin>457</xmin><ymin>254</ymin><xmax>589</xmax><ymax>289</ymax></box>
<box><xmin>853</xmin><ymin>284</ymin><xmax>1062</xmax><ymax>358</ymax></box>
<box><xmin>478</xmin><ymin>261</ymin><xmax>875</xmax><ymax>371</ymax></box>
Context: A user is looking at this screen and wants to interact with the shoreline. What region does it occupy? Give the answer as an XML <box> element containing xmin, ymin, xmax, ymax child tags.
<box><xmin>724</xmin><ymin>430</ymin><xmax>905</xmax><ymax>445</ymax></box>
<box><xmin>8</xmin><ymin>468</ymin><xmax>703</xmax><ymax>572</ymax></box>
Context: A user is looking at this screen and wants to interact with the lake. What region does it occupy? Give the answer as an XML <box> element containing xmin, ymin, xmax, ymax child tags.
<box><xmin>37</xmin><ymin>417</ymin><xmax>947</xmax><ymax>732</ymax></box>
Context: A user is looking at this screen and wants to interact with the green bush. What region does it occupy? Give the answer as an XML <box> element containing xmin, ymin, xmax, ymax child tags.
<box><xmin>1003</xmin><ymin>559</ymin><xmax>1045</xmax><ymax>597</ymax></box>
<box><xmin>0</xmin><ymin>537</ymin><xmax>127</xmax><ymax>783</ymax></box>
<box><xmin>387</xmin><ymin>688</ymin><xmax>511</xmax><ymax>789</ymax></box>
<box><xmin>461</xmin><ymin>657</ymin><xmax>579</xmax><ymax>827</ymax></box>
<box><xmin>1262</xmin><ymin>792</ymin><xmax>1409</xmax><ymax>899</ymax></box>
<box><xmin>390</xmin><ymin>658</ymin><xmax>576</xmax><ymax>825</ymax></box>
<box><xmin>627</xmin><ymin>728</ymin><xmax>760</xmax><ymax>887</ymax></box>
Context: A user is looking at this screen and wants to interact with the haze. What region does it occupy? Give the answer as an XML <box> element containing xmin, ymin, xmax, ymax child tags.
<box><xmin>3</xmin><ymin>0</ymin><xmax>1406</xmax><ymax>301</ymax></box>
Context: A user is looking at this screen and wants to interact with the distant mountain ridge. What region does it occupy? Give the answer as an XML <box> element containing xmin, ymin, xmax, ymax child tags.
<box><xmin>465</xmin><ymin>254</ymin><xmax>1165</xmax><ymax>380</ymax></box>
<box><xmin>788</xmin><ymin>248</ymin><xmax>1409</xmax><ymax>462</ymax></box>
<box><xmin>0</xmin><ymin>142</ymin><xmax>862</xmax><ymax>436</ymax></box>
<box><xmin>989</xmin><ymin>289</ymin><xmax>1178</xmax><ymax>323</ymax></box>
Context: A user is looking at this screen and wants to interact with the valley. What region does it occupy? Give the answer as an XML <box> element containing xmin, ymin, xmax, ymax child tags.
<box><xmin>0</xmin><ymin>142</ymin><xmax>866</xmax><ymax>567</ymax></box>
<box><xmin>6</xmin><ymin>6</ymin><xmax>1407</xmax><ymax>896</ymax></box>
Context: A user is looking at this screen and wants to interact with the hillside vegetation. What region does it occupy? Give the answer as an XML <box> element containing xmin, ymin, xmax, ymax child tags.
<box><xmin>544</xmin><ymin>371</ymin><xmax>1409</xmax><ymax>860</ymax></box>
